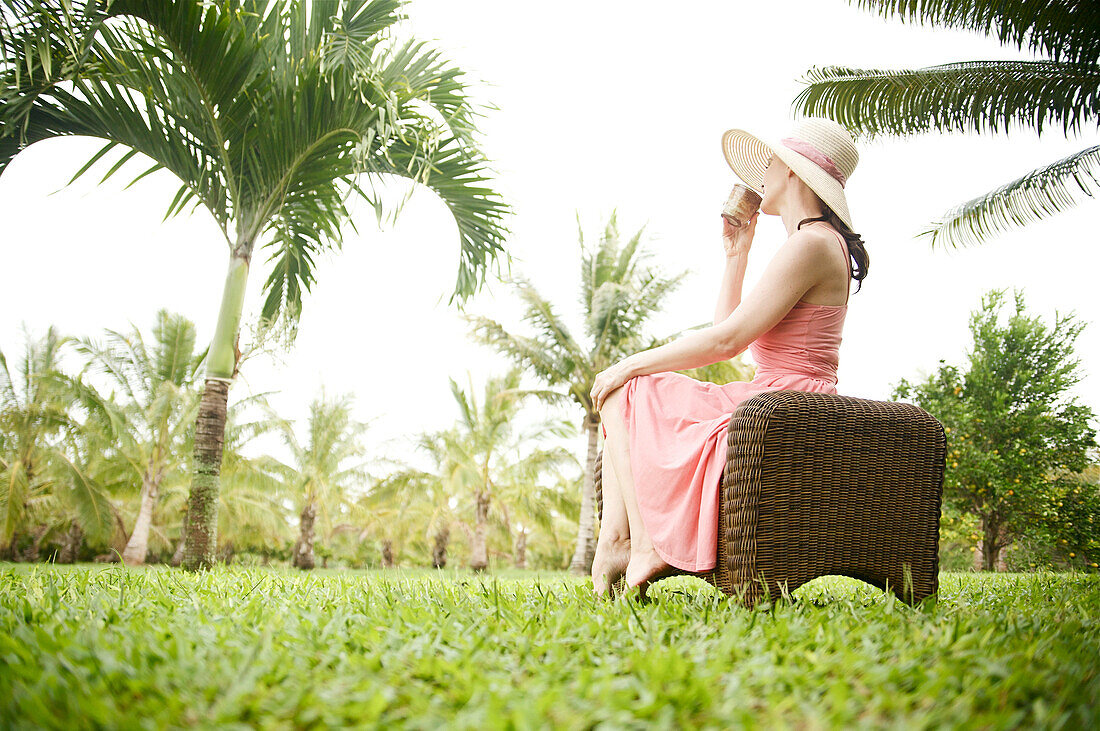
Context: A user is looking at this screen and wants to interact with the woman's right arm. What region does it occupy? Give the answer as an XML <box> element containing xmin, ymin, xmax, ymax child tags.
<box><xmin>713</xmin><ymin>211</ymin><xmax>759</xmax><ymax>325</ymax></box>
<box><xmin>713</xmin><ymin>253</ymin><xmax>749</xmax><ymax>324</ymax></box>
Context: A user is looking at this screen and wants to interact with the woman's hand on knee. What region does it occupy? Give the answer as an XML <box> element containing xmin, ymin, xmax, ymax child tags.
<box><xmin>591</xmin><ymin>361</ymin><xmax>633</xmax><ymax>412</ymax></box>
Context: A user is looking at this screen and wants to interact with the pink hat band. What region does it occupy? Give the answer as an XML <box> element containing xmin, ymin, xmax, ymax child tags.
<box><xmin>781</xmin><ymin>137</ymin><xmax>847</xmax><ymax>188</ymax></box>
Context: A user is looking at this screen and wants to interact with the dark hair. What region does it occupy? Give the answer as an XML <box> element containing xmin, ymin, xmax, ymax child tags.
<box><xmin>795</xmin><ymin>204</ymin><xmax>869</xmax><ymax>294</ymax></box>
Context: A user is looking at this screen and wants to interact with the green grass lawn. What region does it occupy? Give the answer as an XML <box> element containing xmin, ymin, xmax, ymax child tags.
<box><xmin>1</xmin><ymin>563</ymin><xmax>1097</xmax><ymax>729</ymax></box>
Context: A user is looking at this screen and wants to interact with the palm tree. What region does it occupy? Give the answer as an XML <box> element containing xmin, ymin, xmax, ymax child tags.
<box><xmin>488</xmin><ymin>455</ymin><xmax>580</xmax><ymax>569</ymax></box>
<box><xmin>369</xmin><ymin>451</ymin><xmax>462</xmax><ymax>568</ymax></box>
<box><xmin>467</xmin><ymin>210</ymin><xmax>697</xmax><ymax>574</ymax></box>
<box><xmin>336</xmin><ymin>471</ymin><xmax>424</xmax><ymax>568</ymax></box>
<box><xmin>1</xmin><ymin>0</ymin><xmax>510</xmax><ymax>569</ymax></box>
<box><xmin>268</xmin><ymin>391</ymin><xmax>370</xmax><ymax>570</ymax></box>
<box><xmin>790</xmin><ymin>0</ymin><xmax>1100</xmax><ymax>248</ymax></box>
<box><xmin>73</xmin><ymin>309</ymin><xmax>205</xmax><ymax>566</ymax></box>
<box><xmin>0</xmin><ymin>326</ymin><xmax>68</xmax><ymax>558</ymax></box>
<box><xmin>431</xmin><ymin>368</ymin><xmax>576</xmax><ymax>571</ymax></box>
<box><xmin>0</xmin><ymin>326</ymin><xmax>114</xmax><ymax>559</ymax></box>
<box><xmin>46</xmin><ymin>405</ymin><xmax>123</xmax><ymax>562</ymax></box>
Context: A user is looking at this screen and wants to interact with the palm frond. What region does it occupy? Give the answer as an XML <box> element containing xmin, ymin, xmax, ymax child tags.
<box><xmin>257</xmin><ymin>197</ymin><xmax>329</xmax><ymax>334</ymax></box>
<box><xmin>846</xmin><ymin>0</ymin><xmax>1100</xmax><ymax>68</ymax></box>
<box><xmin>151</xmin><ymin>309</ymin><xmax>202</xmax><ymax>387</ymax></box>
<box><xmin>792</xmin><ymin>60</ymin><xmax>1100</xmax><ymax>141</ymax></box>
<box><xmin>4</xmin><ymin>0</ymin><xmax>511</xmax><ymax>331</ymax></box>
<box><xmin>464</xmin><ymin>314</ymin><xmax>576</xmax><ymax>385</ymax></box>
<box><xmin>53</xmin><ymin>448</ymin><xmax>114</xmax><ymax>543</ymax></box>
<box><xmin>918</xmin><ymin>144</ymin><xmax>1100</xmax><ymax>249</ymax></box>
<box><xmin>318</xmin><ymin>0</ymin><xmax>405</xmax><ymax>73</ymax></box>
<box><xmin>366</xmin><ymin>127</ymin><xmax>511</xmax><ymax>304</ymax></box>
<box><xmin>676</xmin><ymin>358</ymin><xmax>756</xmax><ymax>386</ymax></box>
<box><xmin>510</xmin><ymin>277</ymin><xmax>589</xmax><ymax>368</ymax></box>
<box><xmin>373</xmin><ymin>33</ymin><xmax>486</xmax><ymax>148</ymax></box>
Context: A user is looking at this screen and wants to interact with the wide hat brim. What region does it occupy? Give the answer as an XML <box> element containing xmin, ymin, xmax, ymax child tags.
<box><xmin>721</xmin><ymin>127</ymin><xmax>854</xmax><ymax>231</ymax></box>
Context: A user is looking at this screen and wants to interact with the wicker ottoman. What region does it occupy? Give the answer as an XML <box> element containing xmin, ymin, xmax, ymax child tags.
<box><xmin>595</xmin><ymin>389</ymin><xmax>946</xmax><ymax>607</ymax></box>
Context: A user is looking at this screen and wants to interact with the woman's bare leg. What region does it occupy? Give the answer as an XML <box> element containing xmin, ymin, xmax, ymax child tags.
<box><xmin>590</xmin><ymin>432</ymin><xmax>632</xmax><ymax>597</ymax></box>
<box><xmin>598</xmin><ymin>386</ymin><xmax>674</xmax><ymax>596</ymax></box>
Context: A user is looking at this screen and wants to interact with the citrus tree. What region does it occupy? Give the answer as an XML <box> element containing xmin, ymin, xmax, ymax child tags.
<box><xmin>892</xmin><ymin>288</ymin><xmax>1097</xmax><ymax>570</ymax></box>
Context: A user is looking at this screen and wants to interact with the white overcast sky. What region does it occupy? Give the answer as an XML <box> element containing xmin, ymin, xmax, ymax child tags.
<box><xmin>2</xmin><ymin>0</ymin><xmax>1098</xmax><ymax>470</ymax></box>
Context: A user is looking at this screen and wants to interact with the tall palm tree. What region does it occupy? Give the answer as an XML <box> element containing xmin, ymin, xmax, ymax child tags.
<box><xmin>790</xmin><ymin>0</ymin><xmax>1100</xmax><ymax>248</ymax></box>
<box><xmin>1</xmin><ymin>0</ymin><xmax>510</xmax><ymax>569</ymax></box>
<box><xmin>268</xmin><ymin>391</ymin><xmax>370</xmax><ymax>571</ymax></box>
<box><xmin>467</xmin><ymin>210</ymin><xmax>696</xmax><ymax>574</ymax></box>
<box><xmin>73</xmin><ymin>309</ymin><xmax>205</xmax><ymax>566</ymax></box>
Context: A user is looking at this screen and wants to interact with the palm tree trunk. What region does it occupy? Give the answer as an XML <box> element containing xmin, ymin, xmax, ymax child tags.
<box><xmin>3</xmin><ymin>533</ymin><xmax>18</xmax><ymax>561</ymax></box>
<box><xmin>432</xmin><ymin>525</ymin><xmax>449</xmax><ymax>569</ymax></box>
<box><xmin>171</xmin><ymin>538</ymin><xmax>185</xmax><ymax>567</ymax></box>
<box><xmin>122</xmin><ymin>464</ymin><xmax>160</xmax><ymax>567</ymax></box>
<box><xmin>20</xmin><ymin>524</ymin><xmax>48</xmax><ymax>562</ymax></box>
<box><xmin>381</xmin><ymin>539</ymin><xmax>395</xmax><ymax>568</ymax></box>
<box><xmin>294</xmin><ymin>502</ymin><xmax>317</xmax><ymax>570</ymax></box>
<box><xmin>218</xmin><ymin>540</ymin><xmax>235</xmax><ymax>565</ymax></box>
<box><xmin>470</xmin><ymin>490</ymin><xmax>490</xmax><ymax>571</ymax></box>
<box><xmin>59</xmin><ymin>521</ymin><xmax>83</xmax><ymax>564</ymax></box>
<box><xmin>513</xmin><ymin>529</ymin><xmax>527</xmax><ymax>569</ymax></box>
<box><xmin>569</xmin><ymin>415</ymin><xmax>600</xmax><ymax>575</ymax></box>
<box><xmin>182</xmin><ymin>251</ymin><xmax>250</xmax><ymax>571</ymax></box>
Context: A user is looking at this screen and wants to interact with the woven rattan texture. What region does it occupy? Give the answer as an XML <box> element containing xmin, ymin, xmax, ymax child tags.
<box><xmin>594</xmin><ymin>390</ymin><xmax>945</xmax><ymax>607</ymax></box>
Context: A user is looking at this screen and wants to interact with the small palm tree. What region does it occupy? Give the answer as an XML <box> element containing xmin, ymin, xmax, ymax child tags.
<box><xmin>487</xmin><ymin>452</ymin><xmax>581</xmax><ymax>569</ymax></box>
<box><xmin>0</xmin><ymin>326</ymin><xmax>114</xmax><ymax>559</ymax></box>
<box><xmin>791</xmin><ymin>0</ymin><xmax>1100</xmax><ymax>248</ymax></box>
<box><xmin>468</xmin><ymin>210</ymin><xmax>701</xmax><ymax>574</ymax></box>
<box><xmin>431</xmin><ymin>368</ymin><xmax>575</xmax><ymax>571</ymax></box>
<box><xmin>268</xmin><ymin>391</ymin><xmax>370</xmax><ymax>570</ymax></box>
<box><xmin>370</xmin><ymin>451</ymin><xmax>462</xmax><ymax>568</ymax></box>
<box><xmin>338</xmin><ymin>472</ymin><xmax>424</xmax><ymax>568</ymax></box>
<box><xmin>1</xmin><ymin>0</ymin><xmax>510</xmax><ymax>569</ymax></box>
<box><xmin>73</xmin><ymin>310</ymin><xmax>205</xmax><ymax>566</ymax></box>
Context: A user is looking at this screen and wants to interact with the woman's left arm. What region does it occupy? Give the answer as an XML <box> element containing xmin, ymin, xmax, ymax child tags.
<box><xmin>591</xmin><ymin>231</ymin><xmax>828</xmax><ymax>411</ymax></box>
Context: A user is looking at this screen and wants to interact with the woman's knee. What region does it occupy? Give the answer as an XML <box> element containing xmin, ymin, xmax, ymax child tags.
<box><xmin>599</xmin><ymin>387</ymin><xmax>624</xmax><ymax>423</ymax></box>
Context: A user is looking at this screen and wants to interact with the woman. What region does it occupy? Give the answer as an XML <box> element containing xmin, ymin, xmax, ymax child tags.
<box><xmin>588</xmin><ymin>116</ymin><xmax>869</xmax><ymax>598</ymax></box>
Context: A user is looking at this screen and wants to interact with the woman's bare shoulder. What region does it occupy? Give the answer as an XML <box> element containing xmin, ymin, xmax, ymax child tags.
<box><xmin>779</xmin><ymin>226</ymin><xmax>836</xmax><ymax>262</ymax></box>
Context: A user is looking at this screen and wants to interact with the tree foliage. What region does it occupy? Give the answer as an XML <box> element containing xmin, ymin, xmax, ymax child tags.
<box><xmin>893</xmin><ymin>287</ymin><xmax>1098</xmax><ymax>569</ymax></box>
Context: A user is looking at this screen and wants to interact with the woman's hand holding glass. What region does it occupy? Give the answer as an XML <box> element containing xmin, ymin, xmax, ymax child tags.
<box><xmin>721</xmin><ymin>209</ymin><xmax>759</xmax><ymax>259</ymax></box>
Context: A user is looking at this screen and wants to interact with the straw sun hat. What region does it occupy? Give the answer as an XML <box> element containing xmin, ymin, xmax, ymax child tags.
<box><xmin>721</xmin><ymin>116</ymin><xmax>859</xmax><ymax>231</ymax></box>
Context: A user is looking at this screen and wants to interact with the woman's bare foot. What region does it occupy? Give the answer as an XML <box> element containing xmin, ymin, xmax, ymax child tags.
<box><xmin>591</xmin><ymin>535</ymin><xmax>631</xmax><ymax>598</ymax></box>
<box><xmin>624</xmin><ymin>544</ymin><xmax>676</xmax><ymax>596</ymax></box>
